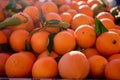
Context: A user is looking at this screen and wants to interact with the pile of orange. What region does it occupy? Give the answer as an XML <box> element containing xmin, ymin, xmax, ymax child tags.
<box><xmin>0</xmin><ymin>0</ymin><xmax>120</xmax><ymax>79</ymax></box>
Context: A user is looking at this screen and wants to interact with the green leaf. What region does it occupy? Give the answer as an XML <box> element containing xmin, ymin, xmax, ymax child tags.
<box><xmin>4</xmin><ymin>0</ymin><xmax>16</xmax><ymax>11</ymax></box>
<box><xmin>46</xmin><ymin>20</ymin><xmax>60</xmax><ymax>24</ymax></box>
<box><xmin>45</xmin><ymin>20</ymin><xmax>70</xmax><ymax>29</ymax></box>
<box><xmin>0</xmin><ymin>16</ymin><xmax>22</xmax><ymax>29</ymax></box>
<box><xmin>47</xmin><ymin>33</ymin><xmax>57</xmax><ymax>55</ymax></box>
<box><xmin>40</xmin><ymin>9</ymin><xmax>46</xmax><ymax>25</ymax></box>
<box><xmin>16</xmin><ymin>0</ymin><xmax>30</xmax><ymax>9</ymax></box>
<box><xmin>25</xmin><ymin>40</ymin><xmax>33</xmax><ymax>52</ymax></box>
<box><xmin>95</xmin><ymin>17</ymin><xmax>108</xmax><ymax>36</ymax></box>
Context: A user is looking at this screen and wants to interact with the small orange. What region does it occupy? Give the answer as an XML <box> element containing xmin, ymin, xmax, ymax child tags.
<box><xmin>74</xmin><ymin>25</ymin><xmax>96</xmax><ymax>48</ymax></box>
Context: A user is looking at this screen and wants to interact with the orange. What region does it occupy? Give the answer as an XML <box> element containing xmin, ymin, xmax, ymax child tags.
<box><xmin>87</xmin><ymin>0</ymin><xmax>100</xmax><ymax>7</ymax></box>
<box><xmin>60</xmin><ymin>12</ymin><xmax>72</xmax><ymax>23</ymax></box>
<box><xmin>18</xmin><ymin>51</ymin><xmax>36</xmax><ymax>62</ymax></box>
<box><xmin>41</xmin><ymin>2</ymin><xmax>58</xmax><ymax>14</ymax></box>
<box><xmin>59</xmin><ymin>4</ymin><xmax>71</xmax><ymax>13</ymax></box>
<box><xmin>74</xmin><ymin>25</ymin><xmax>96</xmax><ymax>48</ymax></box>
<box><xmin>23</xmin><ymin>6</ymin><xmax>40</xmax><ymax>23</ymax></box>
<box><xmin>53</xmin><ymin>0</ymin><xmax>66</xmax><ymax>5</ymax></box>
<box><xmin>5</xmin><ymin>51</ymin><xmax>35</xmax><ymax>78</ymax></box>
<box><xmin>82</xmin><ymin>47</ymin><xmax>100</xmax><ymax>58</ymax></box>
<box><xmin>0</xmin><ymin>8</ymin><xmax>5</xmax><ymax>21</ymax></box>
<box><xmin>100</xmin><ymin>18</ymin><xmax>115</xmax><ymax>29</ymax></box>
<box><xmin>9</xmin><ymin>12</ymin><xmax>34</xmax><ymax>32</ymax></box>
<box><xmin>88</xmin><ymin>55</ymin><xmax>108</xmax><ymax>78</ymax></box>
<box><xmin>77</xmin><ymin>1</ymin><xmax>88</xmax><ymax>6</ymax></box>
<box><xmin>108</xmin><ymin>53</ymin><xmax>120</xmax><ymax>61</ymax></box>
<box><xmin>34</xmin><ymin>1</ymin><xmax>42</xmax><ymax>10</ymax></box>
<box><xmin>32</xmin><ymin>57</ymin><xmax>58</xmax><ymax>78</ymax></box>
<box><xmin>44</xmin><ymin>12</ymin><xmax>62</xmax><ymax>33</ymax></box>
<box><xmin>71</xmin><ymin>13</ymin><xmax>94</xmax><ymax>30</ymax></box>
<box><xmin>96</xmin><ymin>12</ymin><xmax>115</xmax><ymax>21</ymax></box>
<box><xmin>9</xmin><ymin>29</ymin><xmax>30</xmax><ymax>52</ymax></box>
<box><xmin>96</xmin><ymin>31</ymin><xmax>120</xmax><ymax>56</ymax></box>
<box><xmin>31</xmin><ymin>30</ymin><xmax>49</xmax><ymax>54</ymax></box>
<box><xmin>37</xmin><ymin>50</ymin><xmax>58</xmax><ymax>59</ymax></box>
<box><xmin>67</xmin><ymin>9</ymin><xmax>78</xmax><ymax>18</ymax></box>
<box><xmin>45</xmin><ymin>12</ymin><xmax>62</xmax><ymax>22</ymax></box>
<box><xmin>53</xmin><ymin>30</ymin><xmax>76</xmax><ymax>55</ymax></box>
<box><xmin>0</xmin><ymin>30</ymin><xmax>7</xmax><ymax>44</ymax></box>
<box><xmin>114</xmin><ymin>25</ymin><xmax>120</xmax><ymax>30</ymax></box>
<box><xmin>2</xmin><ymin>28</ymin><xmax>13</xmax><ymax>40</ymax></box>
<box><xmin>78</xmin><ymin>5</ymin><xmax>94</xmax><ymax>17</ymax></box>
<box><xmin>58</xmin><ymin>51</ymin><xmax>89</xmax><ymax>79</ymax></box>
<box><xmin>0</xmin><ymin>53</ymin><xmax>10</xmax><ymax>77</ymax></box>
<box><xmin>69</xmin><ymin>1</ymin><xmax>79</xmax><ymax>10</ymax></box>
<box><xmin>109</xmin><ymin>28</ymin><xmax>120</xmax><ymax>36</ymax></box>
<box><xmin>105</xmin><ymin>59</ymin><xmax>120</xmax><ymax>79</ymax></box>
